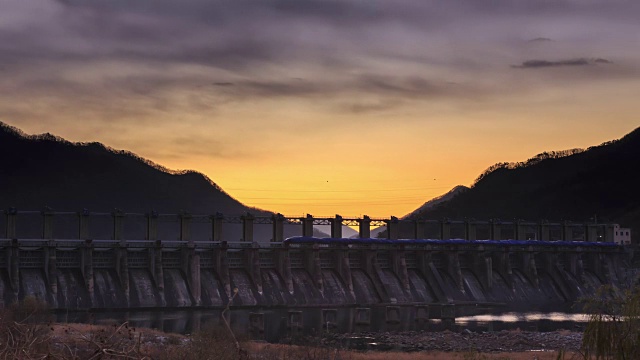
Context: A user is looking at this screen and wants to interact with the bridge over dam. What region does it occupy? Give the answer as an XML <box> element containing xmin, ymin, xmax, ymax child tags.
<box><xmin>0</xmin><ymin>209</ymin><xmax>628</xmax><ymax>336</ymax></box>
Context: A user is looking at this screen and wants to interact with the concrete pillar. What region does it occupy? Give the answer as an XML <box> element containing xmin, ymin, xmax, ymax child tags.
<box><xmin>361</xmin><ymin>249</ymin><xmax>386</xmax><ymax>302</ymax></box>
<box><xmin>334</xmin><ymin>248</ymin><xmax>355</xmax><ymax>299</ymax></box>
<box><xmin>359</xmin><ymin>216</ymin><xmax>371</xmax><ymax>239</ymax></box>
<box><xmin>598</xmin><ymin>251</ymin><xmax>617</xmax><ymax>284</ymax></box>
<box><xmin>179</xmin><ymin>212</ymin><xmax>192</xmax><ymax>243</ymax></box>
<box><xmin>414</xmin><ymin>220</ymin><xmax>425</xmax><ymax>239</ymax></box>
<box><xmin>540</xmin><ymin>252</ymin><xmax>573</xmax><ymax>300</ymax></box>
<box><xmin>583</xmin><ymin>251</ymin><xmax>606</xmax><ymax>282</ymax></box>
<box><xmin>245</xmin><ymin>243</ymin><xmax>262</xmax><ymax>294</ymax></box>
<box><xmin>46</xmin><ymin>240</ymin><xmax>58</xmax><ymax>307</ymax></box>
<box><xmin>212</xmin><ymin>213</ymin><xmax>224</xmax><ymax>242</ymax></box>
<box><xmin>585</xmin><ymin>224</ymin><xmax>598</xmax><ymax>242</ymax></box>
<box><xmin>515</xmin><ymin>220</ymin><xmax>527</xmax><ymax>241</ymax></box>
<box><xmin>484</xmin><ymin>253</ymin><xmax>494</xmax><ymax>289</ymax></box>
<box><xmin>117</xmin><ymin>243</ymin><xmax>129</xmax><ymax>306</ymax></box>
<box><xmin>78</xmin><ymin>209</ymin><xmax>90</xmax><ymax>240</ymax></box>
<box><xmin>416</xmin><ymin>249</ymin><xmax>448</xmax><ymax>303</ymax></box>
<box><xmin>490</xmin><ymin>219</ymin><xmax>502</xmax><ymax>240</ymax></box>
<box><xmin>538</xmin><ymin>220</ymin><xmax>550</xmax><ymax>241</ymax></box>
<box><xmin>387</xmin><ymin>216</ymin><xmax>399</xmax><ymax>240</ymax></box>
<box><xmin>146</xmin><ymin>211</ymin><xmax>158</xmax><ymax>241</ymax></box>
<box><xmin>249</xmin><ymin>313</ymin><xmax>265</xmax><ymax>339</ymax></box>
<box><xmin>566</xmin><ymin>249</ymin><xmax>584</xmax><ymax>281</ymax></box>
<box><xmin>241</xmin><ymin>213</ymin><xmax>255</xmax><ymax>242</ymax></box>
<box><xmin>331</xmin><ymin>215</ymin><xmax>343</xmax><ymax>238</ymax></box>
<box><xmin>492</xmin><ymin>250</ymin><xmax>513</xmax><ymax>290</ymax></box>
<box><xmin>112</xmin><ymin>209</ymin><xmax>125</xmax><ymax>242</ymax></box>
<box><xmin>302</xmin><ymin>214</ymin><xmax>314</xmax><ymax>237</ymax></box>
<box><xmin>9</xmin><ymin>239</ymin><xmax>19</xmax><ymax>301</ymax></box>
<box><xmin>562</xmin><ymin>221</ymin><xmax>573</xmax><ymax>241</ymax></box>
<box><xmin>604</xmin><ymin>224</ymin><xmax>615</xmax><ymax>243</ymax></box>
<box><xmin>5</xmin><ymin>208</ymin><xmax>17</xmax><ymax>239</ymax></box>
<box><xmin>215</xmin><ymin>242</ymin><xmax>231</xmax><ymax>299</ymax></box>
<box><xmin>465</xmin><ymin>220</ymin><xmax>476</xmax><ymax>241</ymax></box>
<box><xmin>470</xmin><ymin>248</ymin><xmax>492</xmax><ymax>290</ymax></box>
<box><xmin>521</xmin><ymin>247</ymin><xmax>539</xmax><ymax>287</ymax></box>
<box><xmin>391</xmin><ymin>248</ymin><xmax>410</xmax><ymax>292</ymax></box>
<box><xmin>81</xmin><ymin>239</ymin><xmax>94</xmax><ymax>307</ymax></box>
<box><xmin>42</xmin><ymin>208</ymin><xmax>54</xmax><ymax>239</ymax></box>
<box><xmin>153</xmin><ymin>241</ymin><xmax>165</xmax><ymax>306</ymax></box>
<box><xmin>440</xmin><ymin>219</ymin><xmax>451</xmax><ymax>240</ymax></box>
<box><xmin>303</xmin><ymin>244</ymin><xmax>323</xmax><ymax>291</ymax></box>
<box><xmin>441</xmin><ymin>304</ymin><xmax>456</xmax><ymax>329</ymax></box>
<box><xmin>272</xmin><ymin>213</ymin><xmax>284</xmax><ymax>242</ymax></box>
<box><xmin>276</xmin><ymin>244</ymin><xmax>293</xmax><ymax>293</ymax></box>
<box><xmin>446</xmin><ymin>251</ymin><xmax>464</xmax><ymax>292</ymax></box>
<box><xmin>183</xmin><ymin>244</ymin><xmax>201</xmax><ymax>305</ymax></box>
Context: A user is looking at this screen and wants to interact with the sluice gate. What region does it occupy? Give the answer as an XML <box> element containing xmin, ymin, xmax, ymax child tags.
<box><xmin>0</xmin><ymin>209</ymin><xmax>628</xmax><ymax>336</ymax></box>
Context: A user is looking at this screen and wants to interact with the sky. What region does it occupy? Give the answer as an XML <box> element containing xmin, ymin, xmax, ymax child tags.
<box><xmin>1</xmin><ymin>0</ymin><xmax>639</xmax><ymax>217</ymax></box>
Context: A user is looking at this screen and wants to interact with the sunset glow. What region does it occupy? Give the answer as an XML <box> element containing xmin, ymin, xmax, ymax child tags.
<box><xmin>1</xmin><ymin>1</ymin><xmax>639</xmax><ymax>216</ymax></box>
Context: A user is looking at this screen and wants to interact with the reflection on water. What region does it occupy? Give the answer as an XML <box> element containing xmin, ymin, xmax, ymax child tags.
<box><xmin>457</xmin><ymin>312</ymin><xmax>591</xmax><ymax>332</ymax></box>
<box><xmin>55</xmin><ymin>307</ymin><xmax>592</xmax><ymax>341</ymax></box>
<box><xmin>458</xmin><ymin>312</ymin><xmax>590</xmax><ymax>323</ymax></box>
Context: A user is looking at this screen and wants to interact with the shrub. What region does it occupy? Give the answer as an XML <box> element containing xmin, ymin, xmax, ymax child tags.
<box><xmin>0</xmin><ymin>296</ymin><xmax>58</xmax><ymax>359</ymax></box>
<box><xmin>581</xmin><ymin>285</ymin><xmax>640</xmax><ymax>359</ymax></box>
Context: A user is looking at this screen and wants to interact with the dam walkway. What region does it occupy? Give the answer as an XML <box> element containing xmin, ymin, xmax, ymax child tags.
<box><xmin>0</xmin><ymin>209</ymin><xmax>628</xmax><ymax>337</ymax></box>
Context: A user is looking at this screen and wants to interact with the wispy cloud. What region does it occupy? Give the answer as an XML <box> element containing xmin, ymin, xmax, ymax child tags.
<box><xmin>528</xmin><ymin>37</ymin><xmax>553</xmax><ymax>43</ymax></box>
<box><xmin>513</xmin><ymin>58</ymin><xmax>613</xmax><ymax>69</ymax></box>
<box><xmin>0</xmin><ymin>0</ymin><xmax>639</xmax><ymax>161</ymax></box>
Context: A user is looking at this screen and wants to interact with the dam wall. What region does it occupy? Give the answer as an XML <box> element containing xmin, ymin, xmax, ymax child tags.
<box><xmin>0</xmin><ymin>209</ymin><xmax>628</xmax><ymax>334</ymax></box>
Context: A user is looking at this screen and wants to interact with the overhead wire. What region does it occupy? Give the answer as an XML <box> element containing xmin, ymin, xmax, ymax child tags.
<box><xmin>225</xmin><ymin>186</ymin><xmax>451</xmax><ymax>193</ymax></box>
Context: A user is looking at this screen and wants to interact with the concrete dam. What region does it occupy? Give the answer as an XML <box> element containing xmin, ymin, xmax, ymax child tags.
<box><xmin>0</xmin><ymin>209</ymin><xmax>628</xmax><ymax>336</ymax></box>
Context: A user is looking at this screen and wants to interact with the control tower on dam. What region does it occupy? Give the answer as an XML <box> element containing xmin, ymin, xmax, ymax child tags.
<box><xmin>0</xmin><ymin>209</ymin><xmax>629</xmax><ymax>332</ymax></box>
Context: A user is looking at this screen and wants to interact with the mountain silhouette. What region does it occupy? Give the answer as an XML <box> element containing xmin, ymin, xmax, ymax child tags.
<box><xmin>403</xmin><ymin>185</ymin><xmax>469</xmax><ymax>219</ymax></box>
<box><xmin>3</xmin><ymin>121</ymin><xmax>638</xmax><ymax>241</ymax></box>
<box><xmin>406</xmin><ymin>127</ymin><xmax>640</xmax><ymax>238</ymax></box>
<box><xmin>0</xmin><ymin>122</ymin><xmax>329</xmax><ymax>240</ymax></box>
<box><xmin>0</xmin><ymin>122</ymin><xmax>254</xmax><ymax>215</ymax></box>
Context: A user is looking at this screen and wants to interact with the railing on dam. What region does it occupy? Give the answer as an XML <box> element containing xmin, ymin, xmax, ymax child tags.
<box><xmin>0</xmin><ymin>208</ymin><xmax>619</xmax><ymax>243</ymax></box>
<box><xmin>0</xmin><ymin>208</ymin><xmax>628</xmax><ymax>325</ymax></box>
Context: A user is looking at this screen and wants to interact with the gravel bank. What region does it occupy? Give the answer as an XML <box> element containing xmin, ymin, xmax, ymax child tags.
<box><xmin>317</xmin><ymin>330</ymin><xmax>583</xmax><ymax>353</ymax></box>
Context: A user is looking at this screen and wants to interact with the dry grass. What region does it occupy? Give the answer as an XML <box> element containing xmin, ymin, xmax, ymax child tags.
<box><xmin>0</xmin><ymin>296</ymin><xmax>60</xmax><ymax>359</ymax></box>
<box><xmin>248</xmin><ymin>342</ymin><xmax>580</xmax><ymax>360</ymax></box>
<box><xmin>1</xmin><ymin>316</ymin><xmax>582</xmax><ymax>360</ymax></box>
<box><xmin>0</xmin><ymin>298</ymin><xmax>588</xmax><ymax>360</ymax></box>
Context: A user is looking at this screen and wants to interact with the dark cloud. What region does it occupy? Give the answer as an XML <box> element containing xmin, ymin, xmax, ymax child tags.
<box><xmin>342</xmin><ymin>100</ymin><xmax>404</xmax><ymax>114</ymax></box>
<box><xmin>232</xmin><ymin>79</ymin><xmax>325</xmax><ymax>98</ymax></box>
<box><xmin>528</xmin><ymin>37</ymin><xmax>552</xmax><ymax>42</ymax></box>
<box><xmin>355</xmin><ymin>76</ymin><xmax>443</xmax><ymax>97</ymax></box>
<box><xmin>169</xmin><ymin>135</ymin><xmax>248</xmax><ymax>159</ymax></box>
<box><xmin>513</xmin><ymin>58</ymin><xmax>613</xmax><ymax>69</ymax></box>
<box><xmin>0</xmin><ymin>0</ymin><xmax>639</xmax><ymax>128</ymax></box>
<box><xmin>200</xmin><ymin>75</ymin><xmax>475</xmax><ymax>108</ymax></box>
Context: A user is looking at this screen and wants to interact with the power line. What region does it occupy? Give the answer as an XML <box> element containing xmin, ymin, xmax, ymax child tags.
<box><xmin>237</xmin><ymin>195</ymin><xmax>436</xmax><ymax>201</ymax></box>
<box><xmin>226</xmin><ymin>186</ymin><xmax>451</xmax><ymax>193</ymax></box>
<box><xmin>246</xmin><ymin>200</ymin><xmax>427</xmax><ymax>206</ymax></box>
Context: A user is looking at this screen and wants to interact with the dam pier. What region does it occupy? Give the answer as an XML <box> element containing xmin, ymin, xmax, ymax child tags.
<box><xmin>0</xmin><ymin>209</ymin><xmax>627</xmax><ymax>337</ymax></box>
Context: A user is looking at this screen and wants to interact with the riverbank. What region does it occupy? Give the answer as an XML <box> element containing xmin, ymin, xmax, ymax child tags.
<box><xmin>1</xmin><ymin>321</ymin><xmax>583</xmax><ymax>359</ymax></box>
<box><xmin>315</xmin><ymin>329</ymin><xmax>583</xmax><ymax>353</ymax></box>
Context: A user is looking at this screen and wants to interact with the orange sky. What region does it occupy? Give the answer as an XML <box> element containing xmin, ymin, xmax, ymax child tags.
<box><xmin>7</xmin><ymin>106</ymin><xmax>637</xmax><ymax>218</ymax></box>
<box><xmin>1</xmin><ymin>1</ymin><xmax>639</xmax><ymax>217</ymax></box>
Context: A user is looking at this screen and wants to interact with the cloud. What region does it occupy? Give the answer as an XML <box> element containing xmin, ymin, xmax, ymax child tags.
<box><xmin>513</xmin><ymin>58</ymin><xmax>613</xmax><ymax>69</ymax></box>
<box><xmin>1</xmin><ymin>0</ymin><xmax>639</xmax><ymax>129</ymax></box>
<box><xmin>528</xmin><ymin>37</ymin><xmax>553</xmax><ymax>42</ymax></box>
<box><xmin>341</xmin><ymin>100</ymin><xmax>404</xmax><ymax>114</ymax></box>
